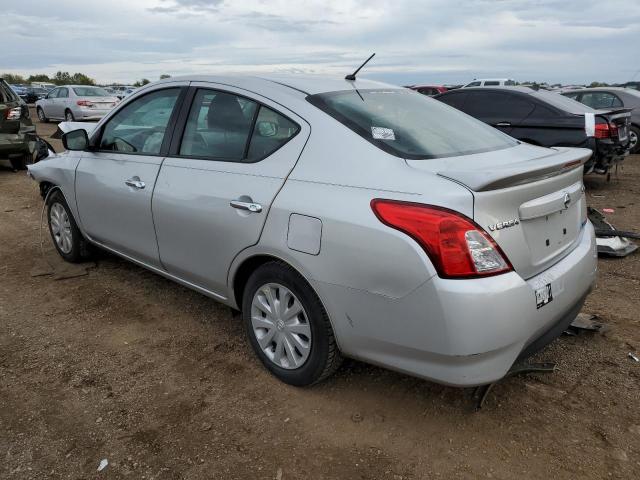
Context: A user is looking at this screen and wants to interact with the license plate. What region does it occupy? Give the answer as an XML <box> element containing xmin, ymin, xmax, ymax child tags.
<box><xmin>535</xmin><ymin>283</ymin><xmax>553</xmax><ymax>309</ymax></box>
<box><xmin>618</xmin><ymin>125</ymin><xmax>628</xmax><ymax>142</ymax></box>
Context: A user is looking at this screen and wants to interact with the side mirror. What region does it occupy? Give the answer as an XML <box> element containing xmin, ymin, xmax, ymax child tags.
<box><xmin>62</xmin><ymin>129</ymin><xmax>89</xmax><ymax>151</ymax></box>
<box><xmin>256</xmin><ymin>120</ymin><xmax>278</xmax><ymax>137</ymax></box>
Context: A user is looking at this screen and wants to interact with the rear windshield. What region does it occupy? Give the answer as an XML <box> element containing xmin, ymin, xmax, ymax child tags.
<box><xmin>307</xmin><ymin>89</ymin><xmax>517</xmax><ymax>159</ymax></box>
<box><xmin>72</xmin><ymin>87</ymin><xmax>110</xmax><ymax>97</ymax></box>
<box><xmin>533</xmin><ymin>90</ymin><xmax>596</xmax><ymax>114</ymax></box>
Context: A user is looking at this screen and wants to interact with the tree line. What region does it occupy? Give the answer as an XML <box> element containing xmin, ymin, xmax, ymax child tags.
<box><xmin>1</xmin><ymin>72</ymin><xmax>172</xmax><ymax>87</ymax></box>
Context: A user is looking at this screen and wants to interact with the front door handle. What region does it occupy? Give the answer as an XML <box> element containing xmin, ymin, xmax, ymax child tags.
<box><xmin>125</xmin><ymin>177</ymin><xmax>146</xmax><ymax>189</ymax></box>
<box><xmin>230</xmin><ymin>200</ymin><xmax>262</xmax><ymax>213</ymax></box>
<box><xmin>495</xmin><ymin>122</ymin><xmax>511</xmax><ymax>127</ymax></box>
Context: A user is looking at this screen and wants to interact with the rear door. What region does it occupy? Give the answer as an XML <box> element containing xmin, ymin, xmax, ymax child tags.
<box><xmin>152</xmin><ymin>83</ymin><xmax>310</xmax><ymax>297</ymax></box>
<box><xmin>75</xmin><ymin>85</ymin><xmax>186</xmax><ymax>266</ymax></box>
<box><xmin>463</xmin><ymin>91</ymin><xmax>534</xmax><ymax>135</ymax></box>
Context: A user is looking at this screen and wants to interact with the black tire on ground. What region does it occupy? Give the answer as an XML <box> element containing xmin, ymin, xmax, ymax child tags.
<box><xmin>46</xmin><ymin>189</ymin><xmax>92</xmax><ymax>263</ymax></box>
<box><xmin>37</xmin><ymin>107</ymin><xmax>48</xmax><ymax>123</ymax></box>
<box><xmin>629</xmin><ymin>125</ymin><xmax>639</xmax><ymax>155</ymax></box>
<box><xmin>9</xmin><ymin>153</ymin><xmax>32</xmax><ymax>171</ymax></box>
<box><xmin>64</xmin><ymin>109</ymin><xmax>75</xmax><ymax>122</ymax></box>
<box><xmin>242</xmin><ymin>261</ymin><xmax>342</xmax><ymax>386</ymax></box>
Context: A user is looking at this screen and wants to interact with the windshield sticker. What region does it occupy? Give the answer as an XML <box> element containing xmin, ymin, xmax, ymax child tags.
<box><xmin>371</xmin><ymin>127</ymin><xmax>395</xmax><ymax>140</ymax></box>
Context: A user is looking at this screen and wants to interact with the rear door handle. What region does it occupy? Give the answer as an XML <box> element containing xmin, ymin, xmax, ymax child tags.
<box><xmin>125</xmin><ymin>178</ymin><xmax>145</xmax><ymax>189</ymax></box>
<box><xmin>496</xmin><ymin>122</ymin><xmax>511</xmax><ymax>127</ymax></box>
<box><xmin>230</xmin><ymin>200</ymin><xmax>262</xmax><ymax>213</ymax></box>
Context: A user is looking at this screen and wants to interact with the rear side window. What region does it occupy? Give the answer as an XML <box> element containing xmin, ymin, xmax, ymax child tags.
<box><xmin>463</xmin><ymin>92</ymin><xmax>534</xmax><ymax>120</ymax></box>
<box><xmin>484</xmin><ymin>81</ymin><xmax>500</xmax><ymax>86</ymax></box>
<box><xmin>246</xmin><ymin>106</ymin><xmax>300</xmax><ymax>161</ymax></box>
<box><xmin>307</xmin><ymin>89</ymin><xmax>517</xmax><ymax>160</ymax></box>
<box><xmin>179</xmin><ymin>89</ymin><xmax>300</xmax><ymax>162</ymax></box>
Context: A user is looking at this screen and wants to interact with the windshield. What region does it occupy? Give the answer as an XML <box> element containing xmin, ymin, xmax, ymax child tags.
<box><xmin>307</xmin><ymin>89</ymin><xmax>517</xmax><ymax>159</ymax></box>
<box><xmin>72</xmin><ymin>86</ymin><xmax>110</xmax><ymax>97</ymax></box>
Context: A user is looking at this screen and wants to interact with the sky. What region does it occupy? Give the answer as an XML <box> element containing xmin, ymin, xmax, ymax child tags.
<box><xmin>2</xmin><ymin>0</ymin><xmax>639</xmax><ymax>86</ymax></box>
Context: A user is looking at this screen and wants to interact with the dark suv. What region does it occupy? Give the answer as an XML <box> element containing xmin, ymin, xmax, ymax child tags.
<box><xmin>0</xmin><ymin>78</ymin><xmax>36</xmax><ymax>170</ymax></box>
<box><xmin>435</xmin><ymin>87</ymin><xmax>631</xmax><ymax>175</ymax></box>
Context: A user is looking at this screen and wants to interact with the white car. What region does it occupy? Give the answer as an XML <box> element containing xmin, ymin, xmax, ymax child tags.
<box><xmin>28</xmin><ymin>75</ymin><xmax>597</xmax><ymax>387</ymax></box>
<box><xmin>35</xmin><ymin>85</ymin><xmax>119</xmax><ymax>122</ymax></box>
<box><xmin>463</xmin><ymin>78</ymin><xmax>517</xmax><ymax>88</ymax></box>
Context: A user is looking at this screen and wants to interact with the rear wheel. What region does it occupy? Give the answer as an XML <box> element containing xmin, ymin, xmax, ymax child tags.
<box><xmin>242</xmin><ymin>261</ymin><xmax>342</xmax><ymax>386</ymax></box>
<box><xmin>629</xmin><ymin>125</ymin><xmax>639</xmax><ymax>155</ymax></box>
<box><xmin>37</xmin><ymin>107</ymin><xmax>48</xmax><ymax>123</ymax></box>
<box><xmin>46</xmin><ymin>190</ymin><xmax>92</xmax><ymax>263</ymax></box>
<box><xmin>64</xmin><ymin>109</ymin><xmax>75</xmax><ymax>122</ymax></box>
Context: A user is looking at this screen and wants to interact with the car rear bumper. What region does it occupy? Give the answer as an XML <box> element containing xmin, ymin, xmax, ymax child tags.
<box><xmin>76</xmin><ymin>108</ymin><xmax>111</xmax><ymax>120</ymax></box>
<box><xmin>0</xmin><ymin>126</ymin><xmax>36</xmax><ymax>158</ymax></box>
<box><xmin>315</xmin><ymin>222</ymin><xmax>597</xmax><ymax>387</ymax></box>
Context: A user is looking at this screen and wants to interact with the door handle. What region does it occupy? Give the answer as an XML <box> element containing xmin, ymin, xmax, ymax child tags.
<box><xmin>496</xmin><ymin>122</ymin><xmax>511</xmax><ymax>127</ymax></box>
<box><xmin>125</xmin><ymin>178</ymin><xmax>146</xmax><ymax>189</ymax></box>
<box><xmin>230</xmin><ymin>200</ymin><xmax>262</xmax><ymax>213</ymax></box>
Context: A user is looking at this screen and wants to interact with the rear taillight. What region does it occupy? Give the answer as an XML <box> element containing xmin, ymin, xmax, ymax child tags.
<box><xmin>594</xmin><ymin>122</ymin><xmax>613</xmax><ymax>139</ymax></box>
<box><xmin>5</xmin><ymin>107</ymin><xmax>21</xmax><ymax>120</ymax></box>
<box><xmin>76</xmin><ymin>100</ymin><xmax>94</xmax><ymax>107</ymax></box>
<box><xmin>371</xmin><ymin>199</ymin><xmax>512</xmax><ymax>279</ymax></box>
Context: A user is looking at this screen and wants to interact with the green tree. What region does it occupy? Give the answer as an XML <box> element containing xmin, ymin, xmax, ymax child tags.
<box><xmin>53</xmin><ymin>71</ymin><xmax>73</xmax><ymax>85</ymax></box>
<box><xmin>589</xmin><ymin>81</ymin><xmax>609</xmax><ymax>88</ymax></box>
<box><xmin>1</xmin><ymin>73</ymin><xmax>26</xmax><ymax>84</ymax></box>
<box><xmin>133</xmin><ymin>78</ymin><xmax>151</xmax><ymax>87</ymax></box>
<box><xmin>160</xmin><ymin>74</ymin><xmax>171</xmax><ymax>79</ymax></box>
<box><xmin>70</xmin><ymin>73</ymin><xmax>96</xmax><ymax>85</ymax></box>
<box><xmin>26</xmin><ymin>74</ymin><xmax>52</xmax><ymax>83</ymax></box>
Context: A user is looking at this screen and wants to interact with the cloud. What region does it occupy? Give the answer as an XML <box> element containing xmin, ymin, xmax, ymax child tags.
<box><xmin>1</xmin><ymin>0</ymin><xmax>639</xmax><ymax>85</ymax></box>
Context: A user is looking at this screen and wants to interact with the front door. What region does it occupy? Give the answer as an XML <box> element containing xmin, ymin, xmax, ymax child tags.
<box><xmin>75</xmin><ymin>86</ymin><xmax>185</xmax><ymax>267</ymax></box>
<box><xmin>152</xmin><ymin>84</ymin><xmax>309</xmax><ymax>297</ymax></box>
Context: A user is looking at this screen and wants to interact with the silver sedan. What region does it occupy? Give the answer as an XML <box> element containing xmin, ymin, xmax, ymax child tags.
<box><xmin>35</xmin><ymin>85</ymin><xmax>119</xmax><ymax>122</ymax></box>
<box><xmin>27</xmin><ymin>75</ymin><xmax>597</xmax><ymax>387</ymax></box>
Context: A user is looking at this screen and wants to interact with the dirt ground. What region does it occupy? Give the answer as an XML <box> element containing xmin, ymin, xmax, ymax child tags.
<box><xmin>1</xmin><ymin>112</ymin><xmax>639</xmax><ymax>479</ymax></box>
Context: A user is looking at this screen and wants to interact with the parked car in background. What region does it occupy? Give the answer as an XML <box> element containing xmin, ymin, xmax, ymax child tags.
<box><xmin>0</xmin><ymin>78</ymin><xmax>35</xmax><ymax>170</ymax></box>
<box><xmin>36</xmin><ymin>85</ymin><xmax>119</xmax><ymax>122</ymax></box>
<box><xmin>405</xmin><ymin>84</ymin><xmax>448</xmax><ymax>96</ymax></box>
<box><xmin>435</xmin><ymin>87</ymin><xmax>631</xmax><ymax>174</ymax></box>
<box><xmin>463</xmin><ymin>78</ymin><xmax>516</xmax><ymax>88</ymax></box>
<box><xmin>28</xmin><ymin>75</ymin><xmax>597</xmax><ymax>388</ymax></box>
<box><xmin>31</xmin><ymin>82</ymin><xmax>56</xmax><ymax>91</ymax></box>
<box><xmin>19</xmin><ymin>86</ymin><xmax>49</xmax><ymax>104</ymax></box>
<box><xmin>562</xmin><ymin>88</ymin><xmax>640</xmax><ymax>154</ymax></box>
<box><xmin>9</xmin><ymin>84</ymin><xmax>27</xmax><ymax>96</ymax></box>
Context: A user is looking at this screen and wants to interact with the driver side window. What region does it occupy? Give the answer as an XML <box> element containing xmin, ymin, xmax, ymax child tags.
<box><xmin>99</xmin><ymin>88</ymin><xmax>180</xmax><ymax>155</ymax></box>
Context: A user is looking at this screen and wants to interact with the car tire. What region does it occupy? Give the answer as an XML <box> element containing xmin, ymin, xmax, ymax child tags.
<box><xmin>630</xmin><ymin>125</ymin><xmax>639</xmax><ymax>155</ymax></box>
<box><xmin>36</xmin><ymin>107</ymin><xmax>48</xmax><ymax>123</ymax></box>
<box><xmin>242</xmin><ymin>261</ymin><xmax>342</xmax><ymax>386</ymax></box>
<box><xmin>64</xmin><ymin>109</ymin><xmax>75</xmax><ymax>122</ymax></box>
<box><xmin>46</xmin><ymin>190</ymin><xmax>92</xmax><ymax>263</ymax></box>
<box><xmin>9</xmin><ymin>153</ymin><xmax>32</xmax><ymax>171</ymax></box>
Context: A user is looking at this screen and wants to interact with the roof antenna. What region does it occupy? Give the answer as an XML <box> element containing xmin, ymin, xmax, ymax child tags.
<box><xmin>345</xmin><ymin>53</ymin><xmax>375</xmax><ymax>81</ymax></box>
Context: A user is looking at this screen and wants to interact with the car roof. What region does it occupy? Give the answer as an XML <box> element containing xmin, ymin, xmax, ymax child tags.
<box><xmin>156</xmin><ymin>74</ymin><xmax>399</xmax><ymax>96</ymax></box>
<box><xmin>451</xmin><ymin>86</ymin><xmax>533</xmax><ymax>94</ymax></box>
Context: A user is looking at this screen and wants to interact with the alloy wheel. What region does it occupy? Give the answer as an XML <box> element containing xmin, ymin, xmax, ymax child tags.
<box><xmin>630</xmin><ymin>130</ymin><xmax>638</xmax><ymax>152</ymax></box>
<box><xmin>37</xmin><ymin>108</ymin><xmax>45</xmax><ymax>121</ymax></box>
<box><xmin>65</xmin><ymin>111</ymin><xmax>74</xmax><ymax>121</ymax></box>
<box><xmin>251</xmin><ymin>283</ymin><xmax>312</xmax><ymax>369</ymax></box>
<box><xmin>50</xmin><ymin>202</ymin><xmax>73</xmax><ymax>254</ymax></box>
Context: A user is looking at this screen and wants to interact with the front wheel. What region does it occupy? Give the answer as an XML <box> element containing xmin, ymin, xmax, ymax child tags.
<box><xmin>629</xmin><ymin>125</ymin><xmax>639</xmax><ymax>155</ymax></box>
<box><xmin>47</xmin><ymin>190</ymin><xmax>92</xmax><ymax>263</ymax></box>
<box><xmin>242</xmin><ymin>261</ymin><xmax>342</xmax><ymax>386</ymax></box>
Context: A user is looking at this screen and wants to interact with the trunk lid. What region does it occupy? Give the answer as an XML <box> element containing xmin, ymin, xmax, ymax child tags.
<box><xmin>406</xmin><ymin>143</ymin><xmax>591</xmax><ymax>279</ymax></box>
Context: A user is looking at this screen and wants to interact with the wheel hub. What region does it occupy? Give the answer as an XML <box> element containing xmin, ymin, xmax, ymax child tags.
<box><xmin>250</xmin><ymin>283</ymin><xmax>312</xmax><ymax>370</ymax></box>
<box><xmin>49</xmin><ymin>202</ymin><xmax>73</xmax><ymax>254</ymax></box>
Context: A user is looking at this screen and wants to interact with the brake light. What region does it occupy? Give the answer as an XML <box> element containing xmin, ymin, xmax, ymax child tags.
<box><xmin>371</xmin><ymin>199</ymin><xmax>512</xmax><ymax>279</ymax></box>
<box><xmin>4</xmin><ymin>107</ymin><xmax>21</xmax><ymax>120</ymax></box>
<box><xmin>594</xmin><ymin>123</ymin><xmax>611</xmax><ymax>139</ymax></box>
<box><xmin>76</xmin><ymin>100</ymin><xmax>94</xmax><ymax>107</ymax></box>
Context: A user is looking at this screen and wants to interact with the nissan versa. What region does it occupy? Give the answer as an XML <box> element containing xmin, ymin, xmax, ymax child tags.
<box><xmin>27</xmin><ymin>76</ymin><xmax>597</xmax><ymax>387</ymax></box>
